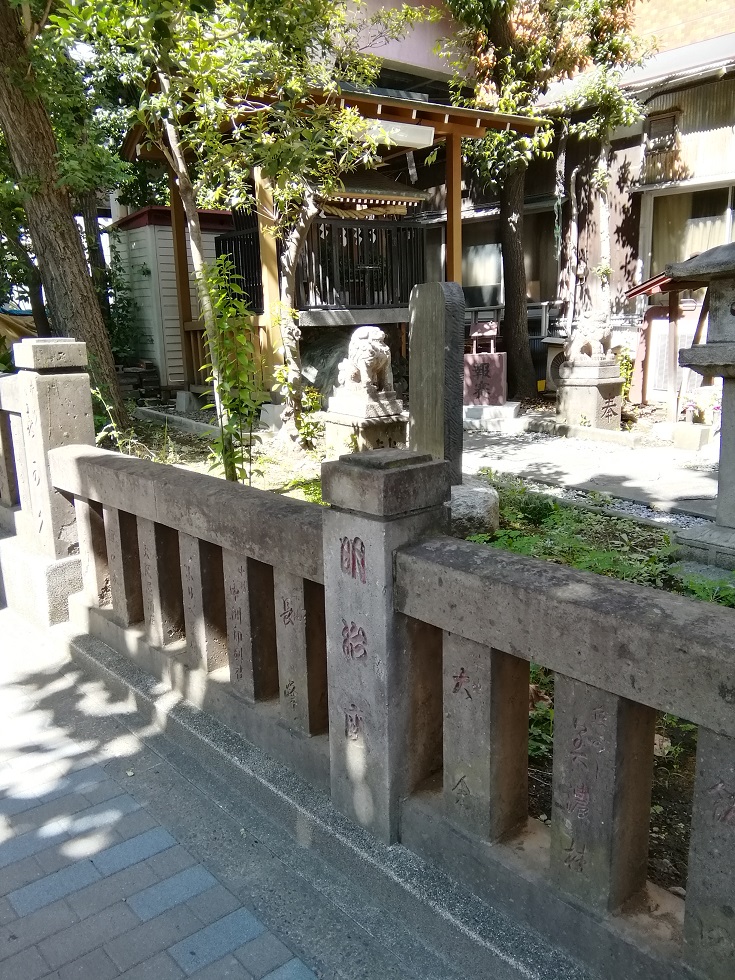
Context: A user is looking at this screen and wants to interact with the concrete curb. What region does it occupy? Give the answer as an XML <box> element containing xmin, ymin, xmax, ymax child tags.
<box><xmin>135</xmin><ymin>407</ymin><xmax>218</xmax><ymax>436</ymax></box>
<box><xmin>525</xmin><ymin>417</ymin><xmax>648</xmax><ymax>446</ymax></box>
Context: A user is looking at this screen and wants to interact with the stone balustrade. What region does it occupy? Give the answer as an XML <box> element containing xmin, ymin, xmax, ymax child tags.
<box><xmin>48</xmin><ymin>442</ymin><xmax>330</xmax><ymax>788</ymax></box>
<box><xmin>2</xmin><ymin>345</ymin><xmax>733</xmax><ymax>980</ymax></box>
<box><xmin>394</xmin><ymin>536</ymin><xmax>735</xmax><ymax>980</ymax></box>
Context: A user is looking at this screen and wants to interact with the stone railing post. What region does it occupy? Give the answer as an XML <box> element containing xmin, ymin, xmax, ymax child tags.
<box><xmin>0</xmin><ymin>338</ymin><xmax>95</xmax><ymax>624</ymax></box>
<box><xmin>12</xmin><ymin>338</ymin><xmax>95</xmax><ymax>557</ymax></box>
<box><xmin>321</xmin><ymin>449</ymin><xmax>449</xmax><ymax>843</ymax></box>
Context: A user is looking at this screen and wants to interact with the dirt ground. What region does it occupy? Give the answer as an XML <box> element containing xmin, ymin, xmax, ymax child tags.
<box><xmin>114</xmin><ymin>418</ymin><xmax>324</xmax><ymax>498</ymax></box>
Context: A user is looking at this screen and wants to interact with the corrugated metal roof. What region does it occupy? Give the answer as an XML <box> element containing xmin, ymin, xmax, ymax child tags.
<box><xmin>539</xmin><ymin>33</ymin><xmax>735</xmax><ymax>109</ymax></box>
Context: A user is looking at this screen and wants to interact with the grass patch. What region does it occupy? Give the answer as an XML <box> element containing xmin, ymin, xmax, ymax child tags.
<box><xmin>472</xmin><ymin>469</ymin><xmax>735</xmax><ymax>605</ymax></box>
<box><xmin>276</xmin><ymin>477</ymin><xmax>325</xmax><ymax>505</ymax></box>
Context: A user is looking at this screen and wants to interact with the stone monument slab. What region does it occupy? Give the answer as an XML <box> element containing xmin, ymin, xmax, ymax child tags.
<box><xmin>408</xmin><ymin>282</ymin><xmax>465</xmax><ymax>485</ymax></box>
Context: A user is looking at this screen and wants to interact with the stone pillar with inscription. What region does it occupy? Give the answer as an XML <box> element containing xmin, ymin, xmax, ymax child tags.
<box><xmin>0</xmin><ymin>339</ymin><xmax>95</xmax><ymax>625</ymax></box>
<box><xmin>684</xmin><ymin>727</ymin><xmax>735</xmax><ymax>979</ymax></box>
<box><xmin>408</xmin><ymin>282</ymin><xmax>465</xmax><ymax>485</ymax></box>
<box><xmin>321</xmin><ymin>449</ymin><xmax>450</xmax><ymax>843</ymax></box>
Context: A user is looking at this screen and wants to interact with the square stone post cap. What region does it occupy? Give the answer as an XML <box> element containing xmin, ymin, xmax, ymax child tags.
<box><xmin>321</xmin><ymin>449</ymin><xmax>450</xmax><ymax>517</ymax></box>
<box><xmin>13</xmin><ymin>338</ymin><xmax>89</xmax><ymax>371</ymax></box>
<box><xmin>666</xmin><ymin>242</ymin><xmax>735</xmax><ymax>282</ymax></box>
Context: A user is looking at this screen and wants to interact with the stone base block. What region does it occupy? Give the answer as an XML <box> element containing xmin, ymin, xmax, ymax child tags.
<box><xmin>260</xmin><ymin>404</ymin><xmax>284</xmax><ymax>430</ymax></box>
<box><xmin>324</xmin><ymin>413</ymin><xmax>407</xmax><ymax>457</ymax></box>
<box><xmin>175</xmin><ymin>390</ymin><xmax>201</xmax><ymax>413</ymax></box>
<box><xmin>675</xmin><ymin>524</ymin><xmax>735</xmax><ymax>571</ymax></box>
<box><xmin>450</xmin><ymin>483</ymin><xmax>500</xmax><ymax>537</ymax></box>
<box><xmin>0</xmin><ymin>535</ymin><xmax>82</xmax><ymax>626</ymax></box>
<box><xmin>328</xmin><ymin>389</ymin><xmax>404</xmax><ymax>420</ymax></box>
<box><xmin>557</xmin><ymin>376</ymin><xmax>623</xmax><ymax>431</ymax></box>
<box><xmin>672</xmin><ymin>422</ymin><xmax>714</xmax><ymax>451</ymax></box>
<box><xmin>463</xmin><ymin>402</ymin><xmax>520</xmax><ymax>430</ymax></box>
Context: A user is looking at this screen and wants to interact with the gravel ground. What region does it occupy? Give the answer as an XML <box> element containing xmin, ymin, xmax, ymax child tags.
<box><xmin>515</xmin><ymin>478</ymin><xmax>712</xmax><ymax>530</ymax></box>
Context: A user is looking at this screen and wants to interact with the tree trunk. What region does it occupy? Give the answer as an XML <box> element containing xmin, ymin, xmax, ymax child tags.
<box><xmin>554</xmin><ymin>129</ymin><xmax>567</xmax><ymax>301</ymax></box>
<box><xmin>597</xmin><ymin>139</ymin><xmax>612</xmax><ymax>317</ymax></box>
<box><xmin>0</xmin><ymin>0</ymin><xmax>128</xmax><ymax>426</ymax></box>
<box><xmin>156</xmin><ymin>71</ymin><xmax>237</xmax><ymax>481</ymax></box>
<box><xmin>7</xmin><ymin>235</ymin><xmax>52</xmax><ymax>337</ymax></box>
<box><xmin>79</xmin><ymin>190</ymin><xmax>111</xmax><ymax>323</ymax></box>
<box><xmin>499</xmin><ymin>165</ymin><xmax>536</xmax><ymax>400</ymax></box>
<box><xmin>24</xmin><ymin>255</ymin><xmax>52</xmax><ymax>337</ymax></box>
<box><xmin>278</xmin><ymin>192</ymin><xmax>319</xmax><ymax>443</ymax></box>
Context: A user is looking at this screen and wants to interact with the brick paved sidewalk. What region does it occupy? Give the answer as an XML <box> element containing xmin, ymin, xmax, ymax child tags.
<box><xmin>0</xmin><ymin>606</ymin><xmax>592</xmax><ymax>980</ymax></box>
<box><xmin>0</xmin><ymin>652</ymin><xmax>318</xmax><ymax>980</ymax></box>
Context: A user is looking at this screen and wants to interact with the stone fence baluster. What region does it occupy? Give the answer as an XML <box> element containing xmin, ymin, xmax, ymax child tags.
<box><xmin>103</xmin><ymin>506</ymin><xmax>144</xmax><ymax>627</ymax></box>
<box><xmin>137</xmin><ymin>518</ymin><xmax>185</xmax><ymax>649</ymax></box>
<box><xmin>443</xmin><ymin>634</ymin><xmax>529</xmax><ymax>840</ymax></box>
<box><xmin>684</xmin><ymin>727</ymin><xmax>735</xmax><ymax>980</ymax></box>
<box><xmin>223</xmin><ymin>551</ymin><xmax>278</xmax><ymax>701</ymax></box>
<box><xmin>550</xmin><ymin>675</ymin><xmax>656</xmax><ymax>911</ymax></box>
<box><xmin>0</xmin><ymin>409</ymin><xmax>19</xmax><ymax>508</ymax></box>
<box><xmin>74</xmin><ymin>497</ymin><xmax>108</xmax><ymax>605</ymax></box>
<box><xmin>273</xmin><ymin>571</ymin><xmax>328</xmax><ymax>735</ymax></box>
<box><xmin>180</xmin><ymin>534</ymin><xmax>228</xmax><ymax>672</ymax></box>
<box><xmin>321</xmin><ymin>449</ymin><xmax>449</xmax><ymax>843</ymax></box>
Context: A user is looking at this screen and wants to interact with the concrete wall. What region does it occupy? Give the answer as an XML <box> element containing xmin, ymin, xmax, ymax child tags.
<box><xmin>362</xmin><ymin>0</ymin><xmax>451</xmax><ymax>79</ymax></box>
<box><xmin>633</xmin><ymin>0</ymin><xmax>734</xmax><ymax>52</ymax></box>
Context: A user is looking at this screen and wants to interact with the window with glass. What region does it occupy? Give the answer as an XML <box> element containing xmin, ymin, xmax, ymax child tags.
<box><xmin>650</xmin><ymin>186</ymin><xmax>733</xmax><ymax>276</ymax></box>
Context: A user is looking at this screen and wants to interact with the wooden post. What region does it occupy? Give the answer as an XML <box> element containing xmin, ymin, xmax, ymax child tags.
<box><xmin>169</xmin><ymin>169</ymin><xmax>196</xmax><ymax>388</ymax></box>
<box><xmin>668</xmin><ymin>289</ymin><xmax>680</xmax><ymax>423</ymax></box>
<box><xmin>445</xmin><ymin>134</ymin><xmax>462</xmax><ymax>285</ymax></box>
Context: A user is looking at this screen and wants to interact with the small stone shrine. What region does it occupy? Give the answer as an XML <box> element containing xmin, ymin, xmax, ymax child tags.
<box><xmin>556</xmin><ymin>310</ymin><xmax>623</xmax><ymax>430</ymax></box>
<box><xmin>672</xmin><ymin>243</ymin><xmax>735</xmax><ymax>568</ymax></box>
<box><xmin>324</xmin><ymin>326</ymin><xmax>407</xmax><ymax>456</ymax></box>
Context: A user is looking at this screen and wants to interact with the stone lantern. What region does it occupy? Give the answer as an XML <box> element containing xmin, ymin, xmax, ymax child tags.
<box><xmin>672</xmin><ymin>242</ymin><xmax>735</xmax><ymax>567</ymax></box>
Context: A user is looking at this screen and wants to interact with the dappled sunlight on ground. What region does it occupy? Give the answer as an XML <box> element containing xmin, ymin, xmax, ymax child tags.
<box><xmin>463</xmin><ymin>429</ymin><xmax>718</xmax><ymax>515</ymax></box>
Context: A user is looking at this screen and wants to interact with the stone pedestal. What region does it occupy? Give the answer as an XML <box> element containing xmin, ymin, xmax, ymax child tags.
<box><xmin>324</xmin><ymin>386</ymin><xmax>407</xmax><ymax>457</ymax></box>
<box><xmin>556</xmin><ymin>356</ymin><xmax>623</xmax><ymax>430</ymax></box>
<box><xmin>672</xmin><ymin>244</ymin><xmax>735</xmax><ymax>568</ymax></box>
<box><xmin>323</xmin><ymin>411</ymin><xmax>407</xmax><ymax>457</ymax></box>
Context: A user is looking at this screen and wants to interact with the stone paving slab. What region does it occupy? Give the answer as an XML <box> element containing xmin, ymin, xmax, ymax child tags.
<box><xmin>0</xmin><ymin>614</ymin><xmax>323</xmax><ymax>980</ymax></box>
<box><xmin>463</xmin><ymin>428</ymin><xmax>719</xmax><ymax>516</ymax></box>
<box><xmin>0</xmin><ymin>605</ymin><xmax>594</xmax><ymax>980</ymax></box>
